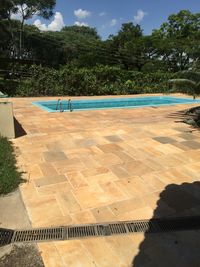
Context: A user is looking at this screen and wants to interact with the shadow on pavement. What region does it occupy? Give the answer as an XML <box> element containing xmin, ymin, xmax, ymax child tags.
<box><xmin>132</xmin><ymin>182</ymin><xmax>200</xmax><ymax>267</ymax></box>
<box><xmin>14</xmin><ymin>117</ymin><xmax>27</xmax><ymax>138</ymax></box>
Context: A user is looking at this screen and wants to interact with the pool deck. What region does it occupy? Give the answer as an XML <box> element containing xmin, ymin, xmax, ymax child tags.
<box><xmin>4</xmin><ymin>94</ymin><xmax>200</xmax><ymax>266</ymax></box>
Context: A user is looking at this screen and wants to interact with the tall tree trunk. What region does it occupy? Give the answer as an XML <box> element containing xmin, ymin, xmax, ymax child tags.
<box><xmin>7</xmin><ymin>15</ymin><xmax>15</xmax><ymax>58</ymax></box>
<box><xmin>19</xmin><ymin>18</ymin><xmax>24</xmax><ymax>59</ymax></box>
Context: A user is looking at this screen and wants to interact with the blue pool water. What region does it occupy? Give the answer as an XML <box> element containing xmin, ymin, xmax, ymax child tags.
<box><xmin>32</xmin><ymin>96</ymin><xmax>200</xmax><ymax>112</ymax></box>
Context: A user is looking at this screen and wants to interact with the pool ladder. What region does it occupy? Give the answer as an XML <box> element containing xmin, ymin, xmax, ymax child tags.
<box><xmin>56</xmin><ymin>99</ymin><xmax>73</xmax><ymax>112</ymax></box>
<box><xmin>56</xmin><ymin>99</ymin><xmax>64</xmax><ymax>112</ymax></box>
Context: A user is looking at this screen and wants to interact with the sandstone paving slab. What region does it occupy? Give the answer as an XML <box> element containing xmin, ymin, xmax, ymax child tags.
<box><xmin>8</xmin><ymin>96</ymin><xmax>200</xmax><ymax>266</ymax></box>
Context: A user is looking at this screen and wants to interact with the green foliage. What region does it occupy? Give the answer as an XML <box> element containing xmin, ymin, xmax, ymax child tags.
<box><xmin>15</xmin><ymin>64</ymin><xmax>177</xmax><ymax>97</ymax></box>
<box><xmin>0</xmin><ymin>136</ymin><xmax>24</xmax><ymax>195</ymax></box>
<box><xmin>0</xmin><ymin>0</ymin><xmax>13</xmax><ymax>19</ymax></box>
<box><xmin>61</xmin><ymin>26</ymin><xmax>100</xmax><ymax>40</ymax></box>
<box><xmin>0</xmin><ymin>78</ymin><xmax>19</xmax><ymax>96</ymax></box>
<box><xmin>1</xmin><ymin>8</ymin><xmax>200</xmax><ymax>72</ymax></box>
<box><xmin>1</xmin><ymin>0</ymin><xmax>56</xmax><ymax>59</ymax></box>
<box><xmin>152</xmin><ymin>10</ymin><xmax>200</xmax><ymax>71</ymax></box>
<box><xmin>159</xmin><ymin>10</ymin><xmax>200</xmax><ymax>39</ymax></box>
<box><xmin>16</xmin><ymin>65</ymin><xmax>61</xmax><ymax>96</ymax></box>
<box><xmin>1</xmin><ymin>7</ymin><xmax>199</xmax><ymax>94</ymax></box>
<box><xmin>169</xmin><ymin>70</ymin><xmax>200</xmax><ymax>98</ymax></box>
<box><xmin>108</xmin><ymin>23</ymin><xmax>146</xmax><ymax>70</ymax></box>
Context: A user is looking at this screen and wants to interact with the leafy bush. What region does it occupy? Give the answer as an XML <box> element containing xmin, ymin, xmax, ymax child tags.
<box><xmin>13</xmin><ymin>64</ymin><xmax>178</xmax><ymax>97</ymax></box>
<box><xmin>16</xmin><ymin>65</ymin><xmax>62</xmax><ymax>96</ymax></box>
<box><xmin>0</xmin><ymin>79</ymin><xmax>19</xmax><ymax>96</ymax></box>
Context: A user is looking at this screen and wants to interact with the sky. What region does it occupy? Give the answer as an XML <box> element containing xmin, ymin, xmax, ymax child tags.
<box><xmin>12</xmin><ymin>0</ymin><xmax>200</xmax><ymax>39</ymax></box>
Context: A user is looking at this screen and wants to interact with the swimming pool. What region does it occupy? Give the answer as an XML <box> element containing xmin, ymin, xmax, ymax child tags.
<box><xmin>32</xmin><ymin>96</ymin><xmax>200</xmax><ymax>112</ymax></box>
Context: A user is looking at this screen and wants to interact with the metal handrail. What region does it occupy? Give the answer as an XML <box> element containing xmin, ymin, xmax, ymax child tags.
<box><xmin>56</xmin><ymin>99</ymin><xmax>61</xmax><ymax>110</ymax></box>
<box><xmin>68</xmin><ymin>99</ymin><xmax>71</xmax><ymax>110</ymax></box>
<box><xmin>68</xmin><ymin>99</ymin><xmax>73</xmax><ymax>112</ymax></box>
<box><xmin>70</xmin><ymin>102</ymin><xmax>73</xmax><ymax>112</ymax></box>
<box><xmin>59</xmin><ymin>100</ymin><xmax>64</xmax><ymax>112</ymax></box>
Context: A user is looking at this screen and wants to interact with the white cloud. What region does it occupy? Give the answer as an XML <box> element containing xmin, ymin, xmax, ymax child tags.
<box><xmin>100</xmin><ymin>18</ymin><xmax>118</xmax><ymax>30</ymax></box>
<box><xmin>33</xmin><ymin>12</ymin><xmax>65</xmax><ymax>31</ymax></box>
<box><xmin>48</xmin><ymin>12</ymin><xmax>65</xmax><ymax>31</ymax></box>
<box><xmin>133</xmin><ymin>9</ymin><xmax>147</xmax><ymax>24</ymax></box>
<box><xmin>110</xmin><ymin>19</ymin><xmax>117</xmax><ymax>27</ymax></box>
<box><xmin>11</xmin><ymin>12</ymin><xmax>22</xmax><ymax>21</ymax></box>
<box><xmin>74</xmin><ymin>21</ymin><xmax>89</xmax><ymax>27</ymax></box>
<box><xmin>74</xmin><ymin>9</ymin><xmax>91</xmax><ymax>19</ymax></box>
<box><xmin>10</xmin><ymin>4</ymin><xmax>27</xmax><ymax>21</ymax></box>
<box><xmin>99</xmin><ymin>12</ymin><xmax>106</xmax><ymax>17</ymax></box>
<box><xmin>34</xmin><ymin>19</ymin><xmax>47</xmax><ymax>31</ymax></box>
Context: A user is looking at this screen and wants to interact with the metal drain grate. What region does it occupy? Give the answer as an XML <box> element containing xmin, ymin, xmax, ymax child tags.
<box><xmin>109</xmin><ymin>223</ymin><xmax>127</xmax><ymax>235</ymax></box>
<box><xmin>12</xmin><ymin>227</ymin><xmax>64</xmax><ymax>243</ymax></box>
<box><xmin>127</xmin><ymin>221</ymin><xmax>150</xmax><ymax>233</ymax></box>
<box><xmin>1</xmin><ymin>216</ymin><xmax>200</xmax><ymax>246</ymax></box>
<box><xmin>0</xmin><ymin>228</ymin><xmax>14</xmax><ymax>246</ymax></box>
<box><xmin>67</xmin><ymin>225</ymin><xmax>97</xmax><ymax>239</ymax></box>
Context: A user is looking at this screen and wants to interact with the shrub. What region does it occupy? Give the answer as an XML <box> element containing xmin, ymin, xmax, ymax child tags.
<box><xmin>0</xmin><ymin>79</ymin><xmax>19</xmax><ymax>96</ymax></box>
<box><xmin>11</xmin><ymin>64</ymin><xmax>178</xmax><ymax>97</ymax></box>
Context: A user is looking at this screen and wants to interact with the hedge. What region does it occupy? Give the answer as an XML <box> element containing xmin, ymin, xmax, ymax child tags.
<box><xmin>2</xmin><ymin>64</ymin><xmax>178</xmax><ymax>97</ymax></box>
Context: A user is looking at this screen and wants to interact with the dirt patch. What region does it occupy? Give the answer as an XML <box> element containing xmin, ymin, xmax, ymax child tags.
<box><xmin>0</xmin><ymin>244</ymin><xmax>44</xmax><ymax>267</ymax></box>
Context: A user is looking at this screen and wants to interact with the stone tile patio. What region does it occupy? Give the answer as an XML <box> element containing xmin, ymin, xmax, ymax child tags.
<box><xmin>6</xmin><ymin>95</ymin><xmax>200</xmax><ymax>266</ymax></box>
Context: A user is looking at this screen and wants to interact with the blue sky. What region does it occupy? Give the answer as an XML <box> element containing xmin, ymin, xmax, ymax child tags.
<box><xmin>15</xmin><ymin>0</ymin><xmax>200</xmax><ymax>39</ymax></box>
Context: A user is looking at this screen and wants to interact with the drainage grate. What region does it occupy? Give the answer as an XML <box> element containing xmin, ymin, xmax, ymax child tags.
<box><xmin>67</xmin><ymin>225</ymin><xmax>97</xmax><ymax>239</ymax></box>
<box><xmin>109</xmin><ymin>223</ymin><xmax>127</xmax><ymax>235</ymax></box>
<box><xmin>12</xmin><ymin>227</ymin><xmax>64</xmax><ymax>243</ymax></box>
<box><xmin>1</xmin><ymin>216</ymin><xmax>200</xmax><ymax>246</ymax></box>
<box><xmin>127</xmin><ymin>221</ymin><xmax>150</xmax><ymax>233</ymax></box>
<box><xmin>0</xmin><ymin>228</ymin><xmax>14</xmax><ymax>246</ymax></box>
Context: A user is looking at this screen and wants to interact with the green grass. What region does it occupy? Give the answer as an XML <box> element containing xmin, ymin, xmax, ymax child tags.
<box><xmin>0</xmin><ymin>136</ymin><xmax>24</xmax><ymax>195</ymax></box>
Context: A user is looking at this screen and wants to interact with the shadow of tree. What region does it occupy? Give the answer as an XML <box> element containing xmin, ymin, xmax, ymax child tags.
<box><xmin>167</xmin><ymin>106</ymin><xmax>200</xmax><ymax>127</ymax></box>
<box><xmin>167</xmin><ymin>110</ymin><xmax>188</xmax><ymax>119</ymax></box>
<box><xmin>14</xmin><ymin>117</ymin><xmax>27</xmax><ymax>138</ymax></box>
<box><xmin>132</xmin><ymin>182</ymin><xmax>200</xmax><ymax>267</ymax></box>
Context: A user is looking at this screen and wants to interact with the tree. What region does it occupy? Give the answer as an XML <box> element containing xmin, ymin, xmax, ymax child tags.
<box><xmin>1</xmin><ymin>7</ymin><xmax>199</xmax><ymax>74</ymax></box>
<box><xmin>59</xmin><ymin>26</ymin><xmax>103</xmax><ymax>67</ymax></box>
<box><xmin>153</xmin><ymin>10</ymin><xmax>200</xmax><ymax>72</ymax></box>
<box><xmin>61</xmin><ymin>26</ymin><xmax>100</xmax><ymax>40</ymax></box>
<box><xmin>9</xmin><ymin>0</ymin><xmax>56</xmax><ymax>57</ymax></box>
<box><xmin>22</xmin><ymin>27</ymin><xmax>66</xmax><ymax>66</ymax></box>
<box><xmin>108</xmin><ymin>23</ymin><xmax>148</xmax><ymax>70</ymax></box>
<box><xmin>0</xmin><ymin>1</ymin><xmax>15</xmax><ymax>59</ymax></box>
<box><xmin>0</xmin><ymin>0</ymin><xmax>13</xmax><ymax>19</ymax></box>
<box><xmin>20</xmin><ymin>25</ymin><xmax>104</xmax><ymax>67</ymax></box>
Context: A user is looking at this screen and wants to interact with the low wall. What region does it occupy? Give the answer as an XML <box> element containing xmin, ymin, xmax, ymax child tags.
<box><xmin>0</xmin><ymin>102</ymin><xmax>15</xmax><ymax>139</ymax></box>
